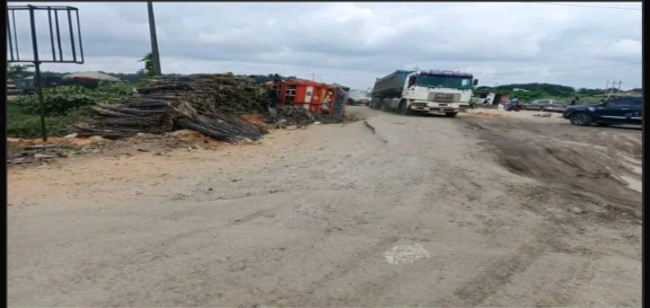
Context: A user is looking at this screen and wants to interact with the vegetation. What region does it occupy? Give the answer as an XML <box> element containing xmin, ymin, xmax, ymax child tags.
<box><xmin>7</xmin><ymin>64</ymin><xmax>34</xmax><ymax>82</ymax></box>
<box><xmin>138</xmin><ymin>53</ymin><xmax>155</xmax><ymax>78</ymax></box>
<box><xmin>13</xmin><ymin>83</ymin><xmax>136</xmax><ymax>116</ymax></box>
<box><xmin>477</xmin><ymin>83</ymin><xmax>640</xmax><ymax>104</ymax></box>
<box><xmin>7</xmin><ymin>101</ymin><xmax>92</xmax><ymax>138</ymax></box>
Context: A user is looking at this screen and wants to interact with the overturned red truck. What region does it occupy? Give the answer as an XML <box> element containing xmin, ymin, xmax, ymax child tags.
<box><xmin>272</xmin><ymin>79</ymin><xmax>348</xmax><ymax>121</ymax></box>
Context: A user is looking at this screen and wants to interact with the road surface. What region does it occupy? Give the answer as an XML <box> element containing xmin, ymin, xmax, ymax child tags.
<box><xmin>8</xmin><ymin>107</ymin><xmax>641</xmax><ymax>306</ymax></box>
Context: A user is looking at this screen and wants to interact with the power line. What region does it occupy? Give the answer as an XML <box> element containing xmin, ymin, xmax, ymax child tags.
<box><xmin>534</xmin><ymin>2</ymin><xmax>642</xmax><ymax>11</ymax></box>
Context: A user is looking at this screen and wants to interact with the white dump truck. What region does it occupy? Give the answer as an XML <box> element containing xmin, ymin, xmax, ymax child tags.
<box><xmin>369</xmin><ymin>69</ymin><xmax>478</xmax><ymax>117</ymax></box>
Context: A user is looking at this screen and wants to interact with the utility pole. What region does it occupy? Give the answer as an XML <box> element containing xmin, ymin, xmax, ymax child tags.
<box><xmin>617</xmin><ymin>80</ymin><xmax>622</xmax><ymax>93</ymax></box>
<box><xmin>147</xmin><ymin>1</ymin><xmax>162</xmax><ymax>76</ymax></box>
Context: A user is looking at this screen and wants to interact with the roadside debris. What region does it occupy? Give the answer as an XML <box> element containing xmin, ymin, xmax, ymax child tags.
<box><xmin>74</xmin><ymin>74</ymin><xmax>269</xmax><ymax>143</ymax></box>
<box><xmin>267</xmin><ymin>105</ymin><xmax>324</xmax><ymax>128</ymax></box>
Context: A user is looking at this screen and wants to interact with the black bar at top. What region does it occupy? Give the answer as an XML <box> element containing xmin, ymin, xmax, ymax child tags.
<box><xmin>67</xmin><ymin>7</ymin><xmax>76</xmax><ymax>62</ymax></box>
<box><xmin>54</xmin><ymin>10</ymin><xmax>63</xmax><ymax>61</ymax></box>
<box><xmin>28</xmin><ymin>5</ymin><xmax>40</xmax><ymax>62</ymax></box>
<box><xmin>8</xmin><ymin>60</ymin><xmax>89</xmax><ymax>64</ymax></box>
<box><xmin>8</xmin><ymin>6</ymin><xmax>79</xmax><ymax>10</ymax></box>
<box><xmin>7</xmin><ymin>10</ymin><xmax>15</xmax><ymax>61</ymax></box>
<box><xmin>48</xmin><ymin>8</ymin><xmax>56</xmax><ymax>61</ymax></box>
<box><xmin>12</xmin><ymin>9</ymin><xmax>19</xmax><ymax>60</ymax></box>
<box><xmin>75</xmin><ymin>10</ymin><xmax>84</xmax><ymax>63</ymax></box>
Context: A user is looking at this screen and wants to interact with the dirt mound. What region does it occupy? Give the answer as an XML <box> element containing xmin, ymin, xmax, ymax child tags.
<box><xmin>463</xmin><ymin>117</ymin><xmax>642</xmax><ymax>219</ymax></box>
<box><xmin>169</xmin><ymin>129</ymin><xmax>225</xmax><ymax>147</ymax></box>
<box><xmin>7</xmin><ymin>136</ymin><xmax>106</xmax><ymax>148</ymax></box>
<box><xmin>465</xmin><ymin>111</ymin><xmax>504</xmax><ymax>118</ymax></box>
<box><xmin>239</xmin><ymin>114</ymin><xmax>267</xmax><ymax>125</ymax></box>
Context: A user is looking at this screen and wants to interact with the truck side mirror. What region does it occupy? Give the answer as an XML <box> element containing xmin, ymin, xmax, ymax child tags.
<box><xmin>473</xmin><ymin>79</ymin><xmax>479</xmax><ymax>86</ymax></box>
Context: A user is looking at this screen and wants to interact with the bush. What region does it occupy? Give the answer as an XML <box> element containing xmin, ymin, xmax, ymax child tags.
<box><xmin>7</xmin><ymin>102</ymin><xmax>92</xmax><ymax>139</ymax></box>
<box><xmin>13</xmin><ymin>83</ymin><xmax>135</xmax><ymax>116</ymax></box>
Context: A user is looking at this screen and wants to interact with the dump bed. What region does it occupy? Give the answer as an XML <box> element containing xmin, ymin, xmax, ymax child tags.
<box><xmin>371</xmin><ymin>70</ymin><xmax>414</xmax><ymax>98</ymax></box>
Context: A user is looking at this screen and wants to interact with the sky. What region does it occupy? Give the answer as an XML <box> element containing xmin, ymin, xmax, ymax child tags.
<box><xmin>7</xmin><ymin>2</ymin><xmax>643</xmax><ymax>90</ymax></box>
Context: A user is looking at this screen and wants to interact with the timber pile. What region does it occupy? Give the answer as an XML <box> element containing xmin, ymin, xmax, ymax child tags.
<box><xmin>74</xmin><ymin>74</ymin><xmax>270</xmax><ymax>143</ymax></box>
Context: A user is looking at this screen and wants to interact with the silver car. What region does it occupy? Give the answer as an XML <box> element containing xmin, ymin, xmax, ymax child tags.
<box><xmin>541</xmin><ymin>100</ymin><xmax>568</xmax><ymax>112</ymax></box>
<box><xmin>524</xmin><ymin>99</ymin><xmax>566</xmax><ymax>112</ymax></box>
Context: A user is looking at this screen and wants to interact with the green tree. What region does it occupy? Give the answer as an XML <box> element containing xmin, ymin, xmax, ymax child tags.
<box><xmin>7</xmin><ymin>64</ymin><xmax>34</xmax><ymax>81</ymax></box>
<box><xmin>138</xmin><ymin>53</ymin><xmax>155</xmax><ymax>78</ymax></box>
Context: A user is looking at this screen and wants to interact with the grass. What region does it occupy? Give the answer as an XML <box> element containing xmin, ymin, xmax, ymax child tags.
<box><xmin>6</xmin><ymin>100</ymin><xmax>90</xmax><ymax>139</ymax></box>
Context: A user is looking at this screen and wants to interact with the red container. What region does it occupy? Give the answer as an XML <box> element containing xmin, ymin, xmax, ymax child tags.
<box><xmin>277</xmin><ymin>79</ymin><xmax>347</xmax><ymax>120</ymax></box>
<box><xmin>278</xmin><ymin>79</ymin><xmax>328</xmax><ymax>113</ymax></box>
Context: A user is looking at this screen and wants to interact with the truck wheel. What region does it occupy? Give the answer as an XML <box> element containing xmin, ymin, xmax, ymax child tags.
<box><xmin>570</xmin><ymin>113</ymin><xmax>592</xmax><ymax>126</ymax></box>
<box><xmin>398</xmin><ymin>101</ymin><xmax>411</xmax><ymax>115</ymax></box>
<box><xmin>445</xmin><ymin>112</ymin><xmax>458</xmax><ymax>118</ymax></box>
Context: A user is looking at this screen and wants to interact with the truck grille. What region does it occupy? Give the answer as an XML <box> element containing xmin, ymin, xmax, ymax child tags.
<box><xmin>428</xmin><ymin>93</ymin><xmax>460</xmax><ymax>102</ymax></box>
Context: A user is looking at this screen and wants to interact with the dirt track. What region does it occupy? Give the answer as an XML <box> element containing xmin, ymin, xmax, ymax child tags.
<box><xmin>7</xmin><ymin>106</ymin><xmax>642</xmax><ymax>306</ymax></box>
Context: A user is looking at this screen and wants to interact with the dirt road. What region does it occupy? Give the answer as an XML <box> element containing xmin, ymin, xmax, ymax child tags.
<box><xmin>7</xmin><ymin>107</ymin><xmax>641</xmax><ymax>306</ymax></box>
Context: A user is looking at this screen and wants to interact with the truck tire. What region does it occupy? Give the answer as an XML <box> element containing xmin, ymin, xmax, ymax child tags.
<box><xmin>398</xmin><ymin>100</ymin><xmax>411</xmax><ymax>115</ymax></box>
<box><xmin>445</xmin><ymin>112</ymin><xmax>458</xmax><ymax>117</ymax></box>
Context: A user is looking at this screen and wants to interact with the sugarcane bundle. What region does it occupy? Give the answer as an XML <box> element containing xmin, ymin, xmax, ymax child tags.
<box><xmin>75</xmin><ymin>74</ymin><xmax>271</xmax><ymax>142</ymax></box>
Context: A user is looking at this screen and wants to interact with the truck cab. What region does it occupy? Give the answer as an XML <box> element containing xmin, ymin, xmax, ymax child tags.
<box><xmin>370</xmin><ymin>69</ymin><xmax>478</xmax><ymax>117</ymax></box>
<box><xmin>401</xmin><ymin>71</ymin><xmax>476</xmax><ymax>115</ymax></box>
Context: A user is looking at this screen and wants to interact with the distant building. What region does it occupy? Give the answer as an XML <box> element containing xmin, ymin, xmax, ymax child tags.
<box><xmin>13</xmin><ymin>76</ymin><xmax>63</xmax><ymax>92</ymax></box>
<box><xmin>61</xmin><ymin>72</ymin><xmax>121</xmax><ymax>88</ymax></box>
<box><xmin>472</xmin><ymin>90</ymin><xmax>509</xmax><ymax>106</ymax></box>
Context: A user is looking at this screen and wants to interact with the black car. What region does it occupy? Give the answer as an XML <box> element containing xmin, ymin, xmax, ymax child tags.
<box><xmin>563</xmin><ymin>96</ymin><xmax>642</xmax><ymax>126</ymax></box>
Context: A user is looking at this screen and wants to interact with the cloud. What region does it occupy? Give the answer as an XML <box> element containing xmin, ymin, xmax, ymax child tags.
<box><xmin>7</xmin><ymin>1</ymin><xmax>642</xmax><ymax>89</ymax></box>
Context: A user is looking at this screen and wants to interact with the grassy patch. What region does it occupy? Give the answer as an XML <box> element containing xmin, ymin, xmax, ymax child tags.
<box><xmin>6</xmin><ymin>102</ymin><xmax>90</xmax><ymax>139</ymax></box>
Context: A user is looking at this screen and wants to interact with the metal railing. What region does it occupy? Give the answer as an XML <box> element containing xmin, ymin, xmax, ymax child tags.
<box><xmin>7</xmin><ymin>5</ymin><xmax>84</xmax><ymax>145</ymax></box>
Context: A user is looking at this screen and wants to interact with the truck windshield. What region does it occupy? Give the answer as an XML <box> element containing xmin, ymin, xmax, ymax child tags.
<box><xmin>416</xmin><ymin>76</ymin><xmax>472</xmax><ymax>90</ymax></box>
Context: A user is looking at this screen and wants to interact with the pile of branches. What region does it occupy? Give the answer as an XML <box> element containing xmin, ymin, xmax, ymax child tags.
<box><xmin>74</xmin><ymin>74</ymin><xmax>270</xmax><ymax>143</ymax></box>
<box><xmin>267</xmin><ymin>105</ymin><xmax>324</xmax><ymax>127</ymax></box>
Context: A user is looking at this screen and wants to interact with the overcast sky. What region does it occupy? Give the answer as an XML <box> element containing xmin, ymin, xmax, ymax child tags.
<box><xmin>8</xmin><ymin>2</ymin><xmax>642</xmax><ymax>90</ymax></box>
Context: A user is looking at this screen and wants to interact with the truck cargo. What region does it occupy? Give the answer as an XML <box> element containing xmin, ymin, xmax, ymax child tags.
<box><xmin>369</xmin><ymin>69</ymin><xmax>478</xmax><ymax>117</ymax></box>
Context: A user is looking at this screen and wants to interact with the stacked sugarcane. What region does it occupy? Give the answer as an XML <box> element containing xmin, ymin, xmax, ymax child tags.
<box><xmin>74</xmin><ymin>74</ymin><xmax>270</xmax><ymax>142</ymax></box>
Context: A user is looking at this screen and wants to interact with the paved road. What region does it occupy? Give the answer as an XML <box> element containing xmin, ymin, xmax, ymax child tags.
<box><xmin>8</xmin><ymin>107</ymin><xmax>641</xmax><ymax>306</ymax></box>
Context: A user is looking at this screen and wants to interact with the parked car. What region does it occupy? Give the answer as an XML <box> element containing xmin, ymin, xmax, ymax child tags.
<box><xmin>563</xmin><ymin>96</ymin><xmax>642</xmax><ymax>126</ymax></box>
<box><xmin>523</xmin><ymin>99</ymin><xmax>566</xmax><ymax>111</ymax></box>
<box><xmin>357</xmin><ymin>98</ymin><xmax>370</xmax><ymax>106</ymax></box>
<box><xmin>523</xmin><ymin>99</ymin><xmax>549</xmax><ymax>110</ymax></box>
<box><xmin>541</xmin><ymin>100</ymin><xmax>567</xmax><ymax>112</ymax></box>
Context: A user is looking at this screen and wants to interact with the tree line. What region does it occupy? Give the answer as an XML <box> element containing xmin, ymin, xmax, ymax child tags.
<box><xmin>476</xmin><ymin>82</ymin><xmax>641</xmax><ymax>101</ymax></box>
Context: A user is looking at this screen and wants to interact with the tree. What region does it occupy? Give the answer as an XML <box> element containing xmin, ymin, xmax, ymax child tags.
<box><xmin>7</xmin><ymin>64</ymin><xmax>34</xmax><ymax>82</ymax></box>
<box><xmin>138</xmin><ymin>53</ymin><xmax>155</xmax><ymax>78</ymax></box>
